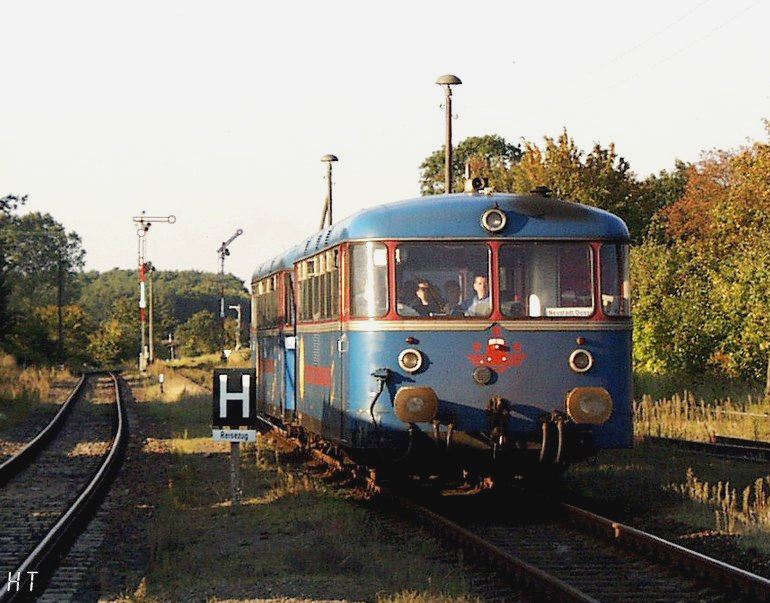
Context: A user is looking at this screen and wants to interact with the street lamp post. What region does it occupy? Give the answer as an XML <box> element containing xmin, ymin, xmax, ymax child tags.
<box><xmin>217</xmin><ymin>229</ymin><xmax>243</xmax><ymax>362</ymax></box>
<box><xmin>435</xmin><ymin>74</ymin><xmax>462</xmax><ymax>194</ymax></box>
<box><xmin>319</xmin><ymin>154</ymin><xmax>338</xmax><ymax>230</ymax></box>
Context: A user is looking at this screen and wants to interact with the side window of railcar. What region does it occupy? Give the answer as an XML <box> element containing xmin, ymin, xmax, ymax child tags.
<box><xmin>298</xmin><ymin>251</ymin><xmax>340</xmax><ymax>322</ymax></box>
<box><xmin>499</xmin><ymin>243</ymin><xmax>593</xmax><ymax>318</ymax></box>
<box><xmin>600</xmin><ymin>243</ymin><xmax>631</xmax><ymax>317</ymax></box>
<box><xmin>395</xmin><ymin>243</ymin><xmax>491</xmax><ymax>318</ymax></box>
<box><xmin>350</xmin><ymin>243</ymin><xmax>388</xmax><ymax>318</ymax></box>
<box><xmin>254</xmin><ymin>276</ymin><xmax>280</xmax><ymax>328</ymax></box>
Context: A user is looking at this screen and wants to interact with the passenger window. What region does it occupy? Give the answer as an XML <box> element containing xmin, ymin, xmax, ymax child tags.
<box><xmin>297</xmin><ymin>250</ymin><xmax>340</xmax><ymax>322</ymax></box>
<box><xmin>394</xmin><ymin>243</ymin><xmax>491</xmax><ymax>318</ymax></box>
<box><xmin>350</xmin><ymin>243</ymin><xmax>388</xmax><ymax>318</ymax></box>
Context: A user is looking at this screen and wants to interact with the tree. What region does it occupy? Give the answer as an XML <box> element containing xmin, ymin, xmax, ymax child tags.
<box><xmin>88</xmin><ymin>318</ymin><xmax>132</xmax><ymax>366</ymax></box>
<box><xmin>0</xmin><ymin>194</ymin><xmax>27</xmax><ymax>216</ymax></box>
<box><xmin>501</xmin><ymin>129</ymin><xmax>650</xmax><ymax>240</ymax></box>
<box><xmin>177</xmin><ymin>310</ymin><xmax>220</xmax><ymax>357</ymax></box>
<box><xmin>87</xmin><ymin>297</ymin><xmax>137</xmax><ymax>366</ymax></box>
<box><xmin>1</xmin><ymin>211</ymin><xmax>86</xmax><ymax>363</ymax></box>
<box><xmin>637</xmin><ymin>160</ymin><xmax>690</xmax><ymax>241</ymax></box>
<box><xmin>420</xmin><ymin>135</ymin><xmax>522</xmax><ymax>195</ymax></box>
<box><xmin>4</xmin><ymin>212</ymin><xmax>85</xmax><ymax>308</ymax></box>
<box><xmin>0</xmin><ymin>245</ymin><xmax>13</xmax><ymax>346</ymax></box>
<box><xmin>633</xmin><ymin>127</ymin><xmax>770</xmax><ymax>379</ymax></box>
<box><xmin>36</xmin><ymin>305</ymin><xmax>92</xmax><ymax>365</ymax></box>
<box><xmin>0</xmin><ymin>195</ymin><xmax>26</xmax><ymax>347</ymax></box>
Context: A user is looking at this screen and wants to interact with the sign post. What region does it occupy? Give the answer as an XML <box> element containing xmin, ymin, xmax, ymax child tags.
<box><xmin>212</xmin><ymin>369</ymin><xmax>257</xmax><ymax>508</ymax></box>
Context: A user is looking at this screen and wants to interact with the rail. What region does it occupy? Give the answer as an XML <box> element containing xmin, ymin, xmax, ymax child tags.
<box><xmin>0</xmin><ymin>374</ymin><xmax>87</xmax><ymax>485</ymax></box>
<box><xmin>0</xmin><ymin>372</ymin><xmax>127</xmax><ymax>601</ymax></box>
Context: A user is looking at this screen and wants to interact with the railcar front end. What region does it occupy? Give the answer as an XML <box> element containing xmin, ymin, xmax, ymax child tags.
<box><xmin>336</xmin><ymin>238</ymin><xmax>632</xmax><ymax>478</ymax></box>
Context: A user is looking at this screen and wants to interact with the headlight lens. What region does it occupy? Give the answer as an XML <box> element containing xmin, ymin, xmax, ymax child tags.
<box><xmin>394</xmin><ymin>386</ymin><xmax>438</xmax><ymax>423</ymax></box>
<box><xmin>398</xmin><ymin>348</ymin><xmax>424</xmax><ymax>373</ymax></box>
<box><xmin>568</xmin><ymin>349</ymin><xmax>594</xmax><ymax>373</ymax></box>
<box><xmin>566</xmin><ymin>387</ymin><xmax>613</xmax><ymax>424</ymax></box>
<box><xmin>480</xmin><ymin>209</ymin><xmax>507</xmax><ymax>233</ymax></box>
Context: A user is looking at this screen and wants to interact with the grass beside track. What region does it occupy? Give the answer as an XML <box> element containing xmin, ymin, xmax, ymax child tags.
<box><xmin>0</xmin><ymin>354</ymin><xmax>75</xmax><ymax>432</ymax></box>
<box><xmin>123</xmin><ymin>368</ymin><xmax>481</xmax><ymax>603</ymax></box>
<box><xmin>565</xmin><ymin>441</ymin><xmax>770</xmax><ymax>572</ymax></box>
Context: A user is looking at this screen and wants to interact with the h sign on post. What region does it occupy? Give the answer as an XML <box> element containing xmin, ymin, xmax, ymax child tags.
<box><xmin>212</xmin><ymin>369</ymin><xmax>257</xmax><ymax>429</ymax></box>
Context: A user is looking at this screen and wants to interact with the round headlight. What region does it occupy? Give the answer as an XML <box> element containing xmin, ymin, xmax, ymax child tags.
<box><xmin>480</xmin><ymin>209</ymin><xmax>507</xmax><ymax>233</ymax></box>
<box><xmin>568</xmin><ymin>349</ymin><xmax>594</xmax><ymax>373</ymax></box>
<box><xmin>566</xmin><ymin>387</ymin><xmax>613</xmax><ymax>424</ymax></box>
<box><xmin>398</xmin><ymin>348</ymin><xmax>424</xmax><ymax>373</ymax></box>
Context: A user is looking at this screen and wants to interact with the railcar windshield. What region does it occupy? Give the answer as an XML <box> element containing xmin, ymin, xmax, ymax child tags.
<box><xmin>395</xmin><ymin>243</ymin><xmax>491</xmax><ymax>318</ymax></box>
<box><xmin>499</xmin><ymin>243</ymin><xmax>594</xmax><ymax>318</ymax></box>
<box><xmin>600</xmin><ymin>243</ymin><xmax>631</xmax><ymax>316</ymax></box>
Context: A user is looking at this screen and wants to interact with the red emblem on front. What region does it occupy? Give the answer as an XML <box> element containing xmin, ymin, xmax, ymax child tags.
<box><xmin>467</xmin><ymin>326</ymin><xmax>526</xmax><ymax>373</ymax></box>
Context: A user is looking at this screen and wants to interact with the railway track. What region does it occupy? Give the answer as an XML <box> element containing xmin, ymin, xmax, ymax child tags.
<box><xmin>0</xmin><ymin>372</ymin><xmax>126</xmax><ymax>601</ymax></box>
<box><xmin>264</xmin><ymin>428</ymin><xmax>770</xmax><ymax>601</ymax></box>
<box><xmin>179</xmin><ymin>370</ymin><xmax>770</xmax><ymax>600</ymax></box>
<box><xmin>645</xmin><ymin>435</ymin><xmax>770</xmax><ymax>462</ymax></box>
<box><xmin>379</xmin><ymin>486</ymin><xmax>770</xmax><ymax>602</ymax></box>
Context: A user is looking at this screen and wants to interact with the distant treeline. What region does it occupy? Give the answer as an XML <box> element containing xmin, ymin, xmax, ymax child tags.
<box><xmin>0</xmin><ymin>199</ymin><xmax>248</xmax><ymax>367</ymax></box>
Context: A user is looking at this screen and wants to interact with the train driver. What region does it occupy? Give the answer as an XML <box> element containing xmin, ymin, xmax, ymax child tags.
<box><xmin>465</xmin><ymin>274</ymin><xmax>491</xmax><ymax>317</ymax></box>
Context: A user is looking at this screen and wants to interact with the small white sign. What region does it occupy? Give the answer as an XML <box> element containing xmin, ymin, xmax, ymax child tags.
<box><xmin>545</xmin><ymin>307</ymin><xmax>593</xmax><ymax>317</ymax></box>
<box><xmin>212</xmin><ymin>429</ymin><xmax>257</xmax><ymax>442</ymax></box>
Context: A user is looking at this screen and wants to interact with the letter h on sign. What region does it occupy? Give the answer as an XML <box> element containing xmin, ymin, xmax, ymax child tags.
<box><xmin>212</xmin><ymin>369</ymin><xmax>257</xmax><ymax>428</ymax></box>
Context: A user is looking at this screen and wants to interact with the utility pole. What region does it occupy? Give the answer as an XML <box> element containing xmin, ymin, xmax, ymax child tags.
<box><xmin>228</xmin><ymin>304</ymin><xmax>242</xmax><ymax>350</ymax></box>
<box><xmin>435</xmin><ymin>74</ymin><xmax>462</xmax><ymax>194</ymax></box>
<box><xmin>765</xmin><ymin>352</ymin><xmax>770</xmax><ymax>400</ymax></box>
<box><xmin>319</xmin><ymin>154</ymin><xmax>338</xmax><ymax>229</ymax></box>
<box><xmin>217</xmin><ymin>229</ymin><xmax>243</xmax><ymax>362</ymax></box>
<box><xmin>56</xmin><ymin>251</ymin><xmax>64</xmax><ymax>363</ymax></box>
<box><xmin>132</xmin><ymin>212</ymin><xmax>175</xmax><ymax>370</ymax></box>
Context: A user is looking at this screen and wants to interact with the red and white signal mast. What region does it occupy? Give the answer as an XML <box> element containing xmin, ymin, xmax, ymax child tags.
<box><xmin>132</xmin><ymin>211</ymin><xmax>176</xmax><ymax>371</ymax></box>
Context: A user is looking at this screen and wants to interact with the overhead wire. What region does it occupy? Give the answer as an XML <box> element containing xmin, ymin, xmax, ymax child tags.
<box><xmin>565</xmin><ymin>0</ymin><xmax>714</xmax><ymax>87</ymax></box>
<box><xmin>580</xmin><ymin>1</ymin><xmax>760</xmax><ymax>102</ymax></box>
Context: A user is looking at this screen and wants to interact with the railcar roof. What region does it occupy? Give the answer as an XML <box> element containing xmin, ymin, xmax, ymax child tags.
<box><xmin>251</xmin><ymin>193</ymin><xmax>630</xmax><ymax>282</ymax></box>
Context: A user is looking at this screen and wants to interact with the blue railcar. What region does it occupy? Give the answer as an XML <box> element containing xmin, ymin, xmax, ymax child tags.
<box><xmin>251</xmin><ymin>191</ymin><xmax>632</xmax><ymax>480</ymax></box>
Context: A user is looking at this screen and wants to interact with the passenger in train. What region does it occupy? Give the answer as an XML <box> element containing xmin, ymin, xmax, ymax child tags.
<box><xmin>442</xmin><ymin>280</ymin><xmax>465</xmax><ymax>316</ymax></box>
<box><xmin>396</xmin><ymin>280</ymin><xmax>420</xmax><ymax>316</ymax></box>
<box><xmin>464</xmin><ymin>274</ymin><xmax>491</xmax><ymax>317</ymax></box>
<box><xmin>410</xmin><ymin>280</ymin><xmax>444</xmax><ymax>316</ymax></box>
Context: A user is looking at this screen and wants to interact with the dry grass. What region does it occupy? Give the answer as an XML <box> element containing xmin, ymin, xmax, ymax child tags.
<box><xmin>634</xmin><ymin>392</ymin><xmax>770</xmax><ymax>442</ymax></box>
<box><xmin>166</xmin><ymin>349</ymin><xmax>251</xmax><ymax>370</ymax></box>
<box><xmin>0</xmin><ymin>353</ymin><xmax>74</xmax><ymax>431</ymax></box>
<box><xmin>566</xmin><ymin>443</ymin><xmax>770</xmax><ymax>560</ymax></box>
<box><xmin>122</xmin><ymin>371</ymin><xmax>479</xmax><ymax>602</ymax></box>
<box><xmin>667</xmin><ymin>468</ymin><xmax>770</xmax><ymax>548</ymax></box>
<box><xmin>377</xmin><ymin>592</ymin><xmax>481</xmax><ymax>603</ymax></box>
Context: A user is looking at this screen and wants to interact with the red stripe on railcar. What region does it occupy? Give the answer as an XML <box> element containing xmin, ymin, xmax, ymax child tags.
<box><xmin>305</xmin><ymin>365</ymin><xmax>332</xmax><ymax>386</ymax></box>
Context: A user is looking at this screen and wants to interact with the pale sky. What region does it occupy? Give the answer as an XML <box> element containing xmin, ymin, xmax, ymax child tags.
<box><xmin>2</xmin><ymin>0</ymin><xmax>768</xmax><ymax>285</ymax></box>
